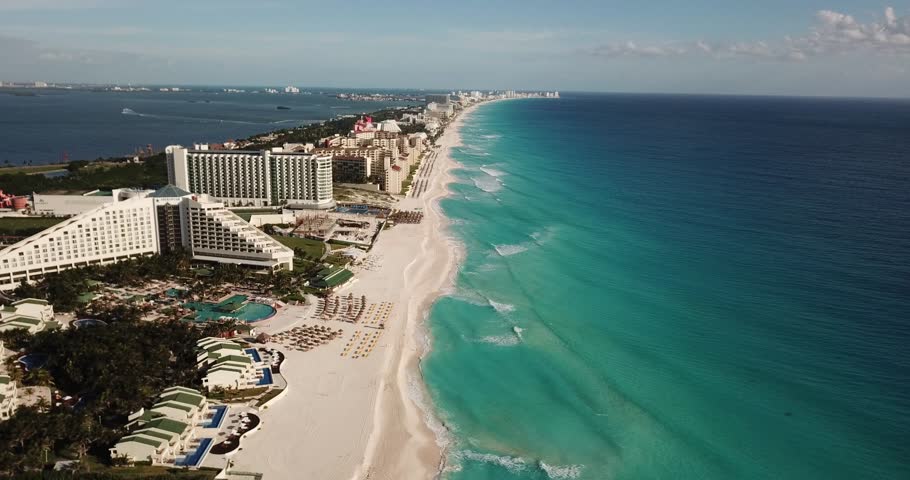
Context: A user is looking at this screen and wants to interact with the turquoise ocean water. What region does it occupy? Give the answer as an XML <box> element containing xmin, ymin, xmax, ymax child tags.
<box><xmin>422</xmin><ymin>94</ymin><xmax>910</xmax><ymax>479</ymax></box>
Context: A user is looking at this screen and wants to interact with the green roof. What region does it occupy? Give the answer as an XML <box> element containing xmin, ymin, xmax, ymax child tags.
<box><xmin>158</xmin><ymin>392</ymin><xmax>204</xmax><ymax>408</ymax></box>
<box><xmin>142</xmin><ymin>417</ymin><xmax>189</xmax><ymax>435</ymax></box>
<box><xmin>128</xmin><ymin>410</ymin><xmax>164</xmax><ymax>425</ymax></box>
<box><xmin>120</xmin><ymin>435</ymin><xmax>165</xmax><ymax>448</ymax></box>
<box><xmin>205</xmin><ymin>343</ymin><xmax>242</xmax><ymax>352</ymax></box>
<box><xmin>131</xmin><ymin>429</ymin><xmax>172</xmax><ymax>441</ymax></box>
<box><xmin>313</xmin><ymin>267</ymin><xmax>354</xmax><ymax>288</ymax></box>
<box><xmin>214</xmin><ymin>355</ymin><xmax>252</xmax><ymax>366</ymax></box>
<box><xmin>152</xmin><ymin>401</ymin><xmax>192</xmax><ymax>412</ymax></box>
<box><xmin>208</xmin><ymin>365</ymin><xmax>246</xmax><ymax>374</ymax></box>
<box><xmin>162</xmin><ymin>386</ymin><xmax>203</xmax><ymax>396</ymax></box>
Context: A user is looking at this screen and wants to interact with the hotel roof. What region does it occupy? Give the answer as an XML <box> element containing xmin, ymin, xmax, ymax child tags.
<box><xmin>142</xmin><ymin>417</ymin><xmax>189</xmax><ymax>435</ymax></box>
<box><xmin>158</xmin><ymin>391</ymin><xmax>205</xmax><ymax>408</ymax></box>
<box><xmin>214</xmin><ymin>355</ymin><xmax>252</xmax><ymax>366</ymax></box>
<box><xmin>119</xmin><ymin>435</ymin><xmax>165</xmax><ymax>448</ymax></box>
<box><xmin>149</xmin><ymin>185</ymin><xmax>191</xmax><ymax>198</ymax></box>
<box><xmin>152</xmin><ymin>401</ymin><xmax>193</xmax><ymax>413</ymax></box>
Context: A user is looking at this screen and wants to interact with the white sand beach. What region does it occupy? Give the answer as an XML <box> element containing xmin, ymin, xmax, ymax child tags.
<box><xmin>229</xmin><ymin>103</ymin><xmax>482</xmax><ymax>479</ymax></box>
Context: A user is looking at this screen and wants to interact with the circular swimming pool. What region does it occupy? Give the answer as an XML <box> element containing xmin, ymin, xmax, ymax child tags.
<box><xmin>73</xmin><ymin>318</ymin><xmax>108</xmax><ymax>328</ymax></box>
<box><xmin>185</xmin><ymin>301</ymin><xmax>276</xmax><ymax>323</ymax></box>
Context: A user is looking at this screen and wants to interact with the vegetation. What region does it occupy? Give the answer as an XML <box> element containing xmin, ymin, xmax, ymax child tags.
<box><xmin>230</xmin><ymin>208</ymin><xmax>281</xmax><ymax>221</ymax></box>
<box><xmin>0</xmin><ymin>155</ymin><xmax>168</xmax><ymax>197</ymax></box>
<box><xmin>0</xmin><ymin>216</ymin><xmax>67</xmax><ymax>237</ymax></box>
<box><xmin>272</xmin><ymin>235</ymin><xmax>325</xmax><ymax>259</ymax></box>
<box><xmin>400</xmin><ymin>164</ymin><xmax>420</xmax><ymax>193</ymax></box>
<box><xmin>0</xmin><ymin>163</ymin><xmax>68</xmax><ymax>175</ymax></box>
<box><xmin>13</xmin><ymin>252</ymin><xmax>191</xmax><ymax>312</ymax></box>
<box><xmin>240</xmin><ymin>107</ymin><xmax>414</xmax><ymax>150</ymax></box>
<box><xmin>256</xmin><ymin>388</ymin><xmax>284</xmax><ymax>406</ymax></box>
<box><xmin>206</xmin><ymin>387</ymin><xmax>268</xmax><ymax>403</ymax></box>
<box><xmin>0</xmin><ymin>321</ymin><xmax>203</xmax><ymax>475</ymax></box>
<box><xmin>11</xmin><ymin>461</ymin><xmax>220</xmax><ymax>479</ymax></box>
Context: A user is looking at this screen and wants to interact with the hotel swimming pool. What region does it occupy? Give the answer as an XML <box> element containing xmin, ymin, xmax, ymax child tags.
<box><xmin>257</xmin><ymin>368</ymin><xmax>273</xmax><ymax>386</ymax></box>
<box><xmin>182</xmin><ymin>294</ymin><xmax>276</xmax><ymax>323</ymax></box>
<box><xmin>205</xmin><ymin>405</ymin><xmax>228</xmax><ymax>429</ymax></box>
<box><xmin>175</xmin><ymin>438</ymin><xmax>212</xmax><ymax>467</ymax></box>
<box><xmin>245</xmin><ymin>348</ymin><xmax>262</xmax><ymax>362</ymax></box>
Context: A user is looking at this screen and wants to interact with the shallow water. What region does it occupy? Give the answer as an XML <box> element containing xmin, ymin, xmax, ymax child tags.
<box><xmin>422</xmin><ymin>94</ymin><xmax>910</xmax><ymax>479</ymax></box>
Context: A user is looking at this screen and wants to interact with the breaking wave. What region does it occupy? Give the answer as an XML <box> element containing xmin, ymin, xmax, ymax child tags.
<box><xmin>452</xmin><ymin>450</ymin><xmax>527</xmax><ymax>473</ymax></box>
<box><xmin>488</xmin><ymin>299</ymin><xmax>515</xmax><ymax>313</ymax></box>
<box><xmin>479</xmin><ymin>166</ymin><xmax>506</xmax><ymax>177</ymax></box>
<box><xmin>472</xmin><ymin>176</ymin><xmax>503</xmax><ymax>193</ymax></box>
<box><xmin>492</xmin><ymin>228</ymin><xmax>557</xmax><ymax>258</ymax></box>
<box><xmin>450</xmin><ymin>450</ymin><xmax>585</xmax><ymax>479</ymax></box>
<box><xmin>540</xmin><ymin>462</ymin><xmax>584</xmax><ymax>479</ymax></box>
<box><xmin>493</xmin><ymin>243</ymin><xmax>528</xmax><ymax>256</ymax></box>
<box><xmin>406</xmin><ymin>373</ymin><xmax>452</xmax><ymax>449</ymax></box>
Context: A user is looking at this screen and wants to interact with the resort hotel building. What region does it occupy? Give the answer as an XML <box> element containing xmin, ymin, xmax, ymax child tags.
<box><xmin>0</xmin><ymin>298</ymin><xmax>57</xmax><ymax>333</ymax></box>
<box><xmin>196</xmin><ymin>337</ymin><xmax>267</xmax><ymax>390</ymax></box>
<box><xmin>166</xmin><ymin>144</ymin><xmax>335</xmax><ymax>209</ymax></box>
<box><xmin>110</xmin><ymin>386</ymin><xmax>211</xmax><ymax>465</ymax></box>
<box><xmin>0</xmin><ymin>186</ymin><xmax>293</xmax><ymax>291</ymax></box>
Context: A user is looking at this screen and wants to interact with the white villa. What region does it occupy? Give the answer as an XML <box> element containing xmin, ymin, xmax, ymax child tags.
<box><xmin>128</xmin><ymin>386</ymin><xmax>210</xmax><ymax>427</ymax></box>
<box><xmin>0</xmin><ymin>298</ymin><xmax>58</xmax><ymax>333</ymax></box>
<box><xmin>110</xmin><ymin>386</ymin><xmax>209</xmax><ymax>465</ymax></box>
<box><xmin>0</xmin><ymin>375</ymin><xmax>18</xmax><ymax>420</ymax></box>
<box><xmin>196</xmin><ymin>337</ymin><xmax>260</xmax><ymax>390</ymax></box>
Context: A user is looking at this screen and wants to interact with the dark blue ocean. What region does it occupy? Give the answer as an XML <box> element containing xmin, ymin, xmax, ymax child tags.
<box><xmin>0</xmin><ymin>88</ymin><xmax>412</xmax><ymax>165</ymax></box>
<box><xmin>422</xmin><ymin>94</ymin><xmax>910</xmax><ymax>479</ymax></box>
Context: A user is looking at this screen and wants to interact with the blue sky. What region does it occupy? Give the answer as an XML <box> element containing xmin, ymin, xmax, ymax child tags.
<box><xmin>1</xmin><ymin>0</ymin><xmax>909</xmax><ymax>97</ymax></box>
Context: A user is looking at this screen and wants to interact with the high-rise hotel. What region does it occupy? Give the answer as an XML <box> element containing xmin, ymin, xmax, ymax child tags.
<box><xmin>166</xmin><ymin>144</ymin><xmax>335</xmax><ymax>209</ymax></box>
<box><xmin>0</xmin><ymin>187</ymin><xmax>293</xmax><ymax>291</ymax></box>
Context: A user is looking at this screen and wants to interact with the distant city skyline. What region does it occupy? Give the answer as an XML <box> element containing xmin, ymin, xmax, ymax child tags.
<box><xmin>1</xmin><ymin>1</ymin><xmax>909</xmax><ymax>97</ymax></box>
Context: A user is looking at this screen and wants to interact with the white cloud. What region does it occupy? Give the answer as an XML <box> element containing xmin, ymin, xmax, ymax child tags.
<box><xmin>809</xmin><ymin>6</ymin><xmax>910</xmax><ymax>52</ymax></box>
<box><xmin>586</xmin><ymin>6</ymin><xmax>910</xmax><ymax>62</ymax></box>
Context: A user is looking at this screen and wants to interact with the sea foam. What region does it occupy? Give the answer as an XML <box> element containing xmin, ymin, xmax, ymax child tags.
<box><xmin>479</xmin><ymin>166</ymin><xmax>506</xmax><ymax>177</ymax></box>
<box><xmin>478</xmin><ymin>334</ymin><xmax>521</xmax><ymax>346</ymax></box>
<box><xmin>406</xmin><ymin>373</ymin><xmax>452</xmax><ymax>449</ymax></box>
<box><xmin>453</xmin><ymin>450</ymin><xmax>527</xmax><ymax>473</ymax></box>
<box><xmin>472</xmin><ymin>176</ymin><xmax>502</xmax><ymax>193</ymax></box>
<box><xmin>540</xmin><ymin>462</ymin><xmax>584</xmax><ymax>479</ymax></box>
<box><xmin>493</xmin><ymin>243</ymin><xmax>528</xmax><ymax>256</ymax></box>
<box><xmin>451</xmin><ymin>450</ymin><xmax>583</xmax><ymax>479</ymax></box>
<box><xmin>488</xmin><ymin>299</ymin><xmax>516</xmax><ymax>313</ymax></box>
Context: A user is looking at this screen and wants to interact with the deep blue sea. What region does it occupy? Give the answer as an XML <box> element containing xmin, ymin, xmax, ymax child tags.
<box><xmin>422</xmin><ymin>94</ymin><xmax>910</xmax><ymax>479</ymax></box>
<box><xmin>0</xmin><ymin>88</ymin><xmax>412</xmax><ymax>165</ymax></box>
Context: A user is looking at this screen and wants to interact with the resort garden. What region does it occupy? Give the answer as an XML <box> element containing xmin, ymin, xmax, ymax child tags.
<box><xmin>0</xmin><ymin>249</ymin><xmax>336</xmax><ymax>476</ymax></box>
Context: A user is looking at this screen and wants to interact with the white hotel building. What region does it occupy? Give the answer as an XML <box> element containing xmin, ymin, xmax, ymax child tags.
<box><xmin>0</xmin><ymin>186</ymin><xmax>293</xmax><ymax>291</ymax></box>
<box><xmin>166</xmin><ymin>144</ymin><xmax>334</xmax><ymax>209</ymax></box>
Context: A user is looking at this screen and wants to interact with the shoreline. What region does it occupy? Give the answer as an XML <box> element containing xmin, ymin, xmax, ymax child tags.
<box><xmin>226</xmin><ymin>100</ymin><xmax>495</xmax><ymax>480</ymax></box>
<box><xmin>355</xmin><ymin>100</ymin><xmax>493</xmax><ymax>479</ymax></box>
